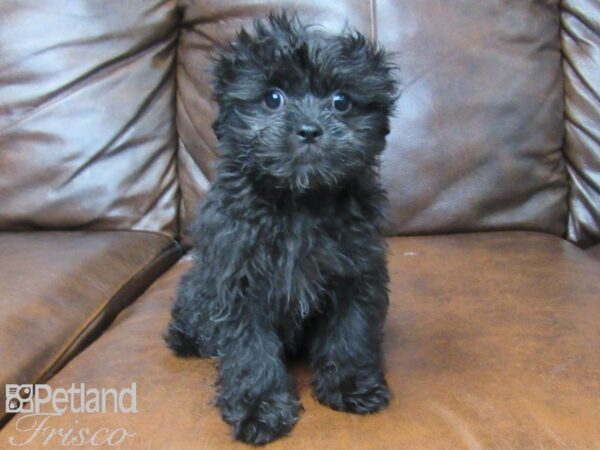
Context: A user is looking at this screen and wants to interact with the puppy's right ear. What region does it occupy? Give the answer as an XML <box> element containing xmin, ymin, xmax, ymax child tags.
<box><xmin>212</xmin><ymin>26</ymin><xmax>254</xmax><ymax>103</ymax></box>
<box><xmin>210</xmin><ymin>54</ymin><xmax>232</xmax><ymax>142</ymax></box>
<box><xmin>212</xmin><ymin>106</ymin><xmax>235</xmax><ymax>142</ymax></box>
<box><xmin>211</xmin><ymin>116</ymin><xmax>223</xmax><ymax>142</ymax></box>
<box><xmin>211</xmin><ymin>27</ymin><xmax>255</xmax><ymax>141</ymax></box>
<box><xmin>211</xmin><ymin>52</ymin><xmax>235</xmax><ymax>104</ymax></box>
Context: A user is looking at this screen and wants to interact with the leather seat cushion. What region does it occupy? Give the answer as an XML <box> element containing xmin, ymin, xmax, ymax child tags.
<box><xmin>0</xmin><ymin>231</ymin><xmax>181</xmax><ymax>423</ymax></box>
<box><xmin>3</xmin><ymin>232</ymin><xmax>598</xmax><ymax>448</ymax></box>
<box><xmin>587</xmin><ymin>244</ymin><xmax>600</xmax><ymax>261</ymax></box>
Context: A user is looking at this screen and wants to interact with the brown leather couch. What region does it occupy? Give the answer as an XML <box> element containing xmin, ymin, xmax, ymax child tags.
<box><xmin>1</xmin><ymin>1</ymin><xmax>599</xmax><ymax>448</ymax></box>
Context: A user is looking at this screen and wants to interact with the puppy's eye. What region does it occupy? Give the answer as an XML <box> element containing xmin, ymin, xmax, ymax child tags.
<box><xmin>332</xmin><ymin>92</ymin><xmax>352</xmax><ymax>113</ymax></box>
<box><xmin>264</xmin><ymin>89</ymin><xmax>285</xmax><ymax>110</ymax></box>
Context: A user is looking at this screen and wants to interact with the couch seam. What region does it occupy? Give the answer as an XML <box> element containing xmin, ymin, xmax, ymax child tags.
<box><xmin>559</xmin><ymin>0</ymin><xmax>572</xmax><ymax>241</ymax></box>
<box><xmin>173</xmin><ymin>3</ymin><xmax>184</xmax><ymax>242</ymax></box>
<box><xmin>370</xmin><ymin>0</ymin><xmax>377</xmax><ymax>42</ymax></box>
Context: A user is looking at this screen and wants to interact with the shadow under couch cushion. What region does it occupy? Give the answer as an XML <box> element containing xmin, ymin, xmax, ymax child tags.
<box><xmin>3</xmin><ymin>232</ymin><xmax>599</xmax><ymax>448</ymax></box>
<box><xmin>0</xmin><ymin>231</ymin><xmax>181</xmax><ymax>424</ymax></box>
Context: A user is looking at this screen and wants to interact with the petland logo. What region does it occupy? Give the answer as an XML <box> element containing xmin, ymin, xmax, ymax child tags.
<box><xmin>5</xmin><ymin>385</ymin><xmax>34</xmax><ymax>414</ymax></box>
<box><xmin>5</xmin><ymin>383</ymin><xmax>137</xmax><ymax>447</ymax></box>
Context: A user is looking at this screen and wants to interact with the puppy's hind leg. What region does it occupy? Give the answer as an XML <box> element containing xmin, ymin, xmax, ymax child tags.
<box><xmin>165</xmin><ymin>269</ymin><xmax>213</xmax><ymax>358</ymax></box>
<box><xmin>164</xmin><ymin>321</ymin><xmax>202</xmax><ymax>357</ymax></box>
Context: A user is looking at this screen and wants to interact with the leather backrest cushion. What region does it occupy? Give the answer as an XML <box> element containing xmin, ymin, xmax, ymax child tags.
<box><xmin>0</xmin><ymin>0</ymin><xmax>180</xmax><ymax>237</ymax></box>
<box><xmin>562</xmin><ymin>0</ymin><xmax>600</xmax><ymax>248</ymax></box>
<box><xmin>176</xmin><ymin>0</ymin><xmax>568</xmax><ymax>243</ymax></box>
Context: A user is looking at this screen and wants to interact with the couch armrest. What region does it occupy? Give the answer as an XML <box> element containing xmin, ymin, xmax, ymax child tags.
<box><xmin>0</xmin><ymin>231</ymin><xmax>182</xmax><ymax>425</ymax></box>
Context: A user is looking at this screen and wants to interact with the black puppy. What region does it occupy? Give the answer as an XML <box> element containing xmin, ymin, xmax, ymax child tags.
<box><xmin>166</xmin><ymin>12</ymin><xmax>398</xmax><ymax>445</ymax></box>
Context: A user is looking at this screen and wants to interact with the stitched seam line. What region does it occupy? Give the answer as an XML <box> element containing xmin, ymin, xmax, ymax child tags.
<box><xmin>370</xmin><ymin>0</ymin><xmax>377</xmax><ymax>41</ymax></box>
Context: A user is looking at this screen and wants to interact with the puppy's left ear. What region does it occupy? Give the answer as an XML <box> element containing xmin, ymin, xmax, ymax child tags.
<box><xmin>339</xmin><ymin>30</ymin><xmax>400</xmax><ymax>112</ymax></box>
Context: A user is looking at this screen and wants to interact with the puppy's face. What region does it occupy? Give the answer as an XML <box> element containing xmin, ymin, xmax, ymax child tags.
<box><xmin>213</xmin><ymin>14</ymin><xmax>398</xmax><ymax>192</ymax></box>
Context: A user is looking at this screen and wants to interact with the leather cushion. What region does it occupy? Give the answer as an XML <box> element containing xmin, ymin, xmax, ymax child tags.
<box><xmin>0</xmin><ymin>0</ymin><xmax>180</xmax><ymax>237</ymax></box>
<box><xmin>587</xmin><ymin>244</ymin><xmax>600</xmax><ymax>261</ymax></box>
<box><xmin>176</xmin><ymin>1</ymin><xmax>567</xmax><ymax>244</ymax></box>
<box><xmin>6</xmin><ymin>233</ymin><xmax>599</xmax><ymax>447</ymax></box>
<box><xmin>0</xmin><ymin>231</ymin><xmax>181</xmax><ymax>424</ymax></box>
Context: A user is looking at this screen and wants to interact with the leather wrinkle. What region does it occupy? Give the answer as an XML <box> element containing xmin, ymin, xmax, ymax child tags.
<box><xmin>563</xmin><ymin>53</ymin><xmax>600</xmax><ymax>106</ymax></box>
<box><xmin>561</xmin><ymin>4</ymin><xmax>599</xmax><ymax>38</ymax></box>
<box><xmin>177</xmin><ymin>136</ymin><xmax>214</xmax><ymax>189</ymax></box>
<box><xmin>59</xmin><ymin>34</ymin><xmax>179</xmax><ymax>189</ymax></box>
<box><xmin>176</xmin><ymin>80</ymin><xmax>219</xmax><ymax>162</ymax></box>
<box><xmin>135</xmin><ymin>150</ymin><xmax>181</xmax><ymax>225</ymax></box>
<box><xmin>0</xmin><ymin>25</ymin><xmax>179</xmax><ymax>136</ymax></box>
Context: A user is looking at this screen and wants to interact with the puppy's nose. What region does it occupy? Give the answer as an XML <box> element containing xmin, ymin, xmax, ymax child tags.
<box><xmin>296</xmin><ymin>123</ymin><xmax>323</xmax><ymax>143</ymax></box>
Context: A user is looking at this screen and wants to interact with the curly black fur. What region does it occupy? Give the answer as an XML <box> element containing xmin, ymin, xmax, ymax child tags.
<box><xmin>165</xmin><ymin>12</ymin><xmax>398</xmax><ymax>445</ymax></box>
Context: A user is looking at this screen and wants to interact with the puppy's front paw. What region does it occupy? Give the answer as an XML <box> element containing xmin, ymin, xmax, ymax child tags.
<box><xmin>313</xmin><ymin>369</ymin><xmax>390</xmax><ymax>414</ymax></box>
<box><xmin>225</xmin><ymin>391</ymin><xmax>301</xmax><ymax>445</ymax></box>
